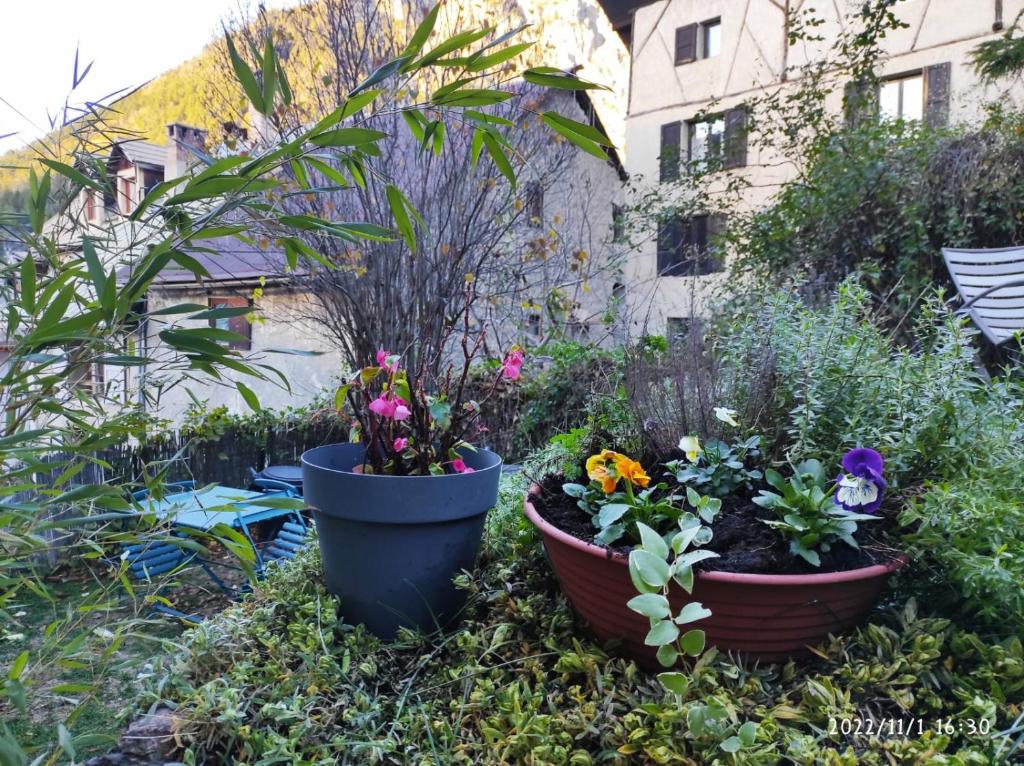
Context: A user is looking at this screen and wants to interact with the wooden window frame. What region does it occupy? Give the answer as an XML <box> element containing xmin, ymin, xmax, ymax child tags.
<box><xmin>699</xmin><ymin>18</ymin><xmax>721</xmax><ymax>60</ymax></box>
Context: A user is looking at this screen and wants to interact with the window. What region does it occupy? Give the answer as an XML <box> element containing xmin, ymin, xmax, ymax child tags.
<box><xmin>209</xmin><ymin>295</ymin><xmax>252</xmax><ymax>351</ymax></box>
<box><xmin>117</xmin><ymin>177</ymin><xmax>137</xmax><ymax>214</ymax></box>
<box><xmin>666</xmin><ymin>317</ymin><xmax>691</xmax><ymax>349</ymax></box>
<box><xmin>85</xmin><ymin>190</ymin><xmax>98</xmax><ymax>222</ymax></box>
<box><xmin>612</xmin><ymin>204</ymin><xmax>626</xmax><ymax>242</ymax></box>
<box><xmin>675</xmin><ymin>19</ymin><xmax>720</xmax><ymax>65</ymax></box>
<box><xmin>527</xmin><ymin>313</ymin><xmax>542</xmax><ymax>337</ymax></box>
<box><xmin>656</xmin><ymin>214</ymin><xmax>726</xmax><ymax>277</ymax></box>
<box><xmin>659</xmin><ymin>121</ymin><xmax>682</xmax><ymax>182</ymax></box>
<box><xmin>879</xmin><ymin>73</ymin><xmax>924</xmax><ymax>121</ymax></box>
<box><xmin>523</xmin><ymin>182</ymin><xmax>543</xmax><ymax>225</ymax></box>
<box><xmin>701</xmin><ymin>19</ymin><xmax>721</xmax><ymax>59</ymax></box>
<box><xmin>688</xmin><ymin>117</ymin><xmax>725</xmax><ymax>166</ymax></box>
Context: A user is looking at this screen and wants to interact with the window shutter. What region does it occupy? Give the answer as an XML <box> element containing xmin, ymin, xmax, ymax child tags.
<box><xmin>924</xmin><ymin>62</ymin><xmax>951</xmax><ymax>128</ymax></box>
<box><xmin>723</xmin><ymin>107</ymin><xmax>748</xmax><ymax>169</ymax></box>
<box><xmin>660</xmin><ymin>122</ymin><xmax>681</xmax><ymax>182</ymax></box>
<box><xmin>657</xmin><ymin>221</ymin><xmax>675</xmax><ymax>274</ymax></box>
<box><xmin>705</xmin><ymin>214</ymin><xmax>727</xmax><ymax>274</ymax></box>
<box><xmin>675</xmin><ymin>24</ymin><xmax>698</xmax><ymax>65</ymax></box>
<box><xmin>844</xmin><ymin>79</ymin><xmax>874</xmax><ymax>127</ymax></box>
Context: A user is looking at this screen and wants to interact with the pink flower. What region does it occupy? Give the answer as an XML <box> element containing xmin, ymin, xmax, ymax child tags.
<box><xmin>393</xmin><ymin>437</ymin><xmax>408</xmax><ymax>451</ymax></box>
<box><xmin>368</xmin><ymin>394</ymin><xmax>410</xmax><ymax>420</ymax></box>
<box><xmin>369</xmin><ymin>394</ymin><xmax>395</xmax><ymax>418</ymax></box>
<box><xmin>501</xmin><ymin>348</ymin><xmax>524</xmax><ymax>380</ymax></box>
<box><xmin>376</xmin><ymin>349</ymin><xmax>399</xmax><ymax>372</ymax></box>
<box><xmin>450</xmin><ymin>458</ymin><xmax>475</xmax><ymax>474</ymax></box>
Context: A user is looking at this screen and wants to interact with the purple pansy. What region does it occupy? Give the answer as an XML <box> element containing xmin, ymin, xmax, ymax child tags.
<box><xmin>834</xmin><ymin>447</ymin><xmax>886</xmax><ymax>513</ymax></box>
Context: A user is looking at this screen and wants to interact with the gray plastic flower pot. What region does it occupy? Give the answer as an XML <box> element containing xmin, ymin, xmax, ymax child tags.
<box><xmin>301</xmin><ymin>442</ymin><xmax>502</xmax><ymax>638</ymax></box>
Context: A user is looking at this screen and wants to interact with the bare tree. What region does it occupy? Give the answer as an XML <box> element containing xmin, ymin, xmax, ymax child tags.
<box><xmin>211</xmin><ymin>0</ymin><xmax>622</xmax><ymax>374</ymax></box>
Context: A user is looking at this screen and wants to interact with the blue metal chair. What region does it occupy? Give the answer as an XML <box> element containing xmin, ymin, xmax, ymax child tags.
<box><xmin>122</xmin><ymin>481</ymin><xmax>312</xmax><ymax>619</ymax></box>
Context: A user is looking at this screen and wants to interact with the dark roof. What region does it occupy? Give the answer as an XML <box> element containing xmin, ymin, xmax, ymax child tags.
<box><xmin>595</xmin><ymin>0</ymin><xmax>657</xmax><ymax>36</ymax></box>
<box><xmin>117</xmin><ymin>237</ymin><xmax>304</xmax><ymax>286</ymax></box>
<box><xmin>116</xmin><ymin>140</ymin><xmax>166</xmax><ymax>168</ymax></box>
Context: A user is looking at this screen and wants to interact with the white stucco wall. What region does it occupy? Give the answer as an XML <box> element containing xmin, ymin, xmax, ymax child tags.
<box><xmin>136</xmin><ymin>285</ymin><xmax>344</xmax><ymax>423</ymax></box>
<box><xmin>624</xmin><ymin>0</ymin><xmax>1024</xmax><ymax>334</ymax></box>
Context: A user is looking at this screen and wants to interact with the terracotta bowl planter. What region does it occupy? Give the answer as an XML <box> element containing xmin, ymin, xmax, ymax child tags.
<box><xmin>525</xmin><ymin>490</ymin><xmax>906</xmax><ymax>665</ymax></box>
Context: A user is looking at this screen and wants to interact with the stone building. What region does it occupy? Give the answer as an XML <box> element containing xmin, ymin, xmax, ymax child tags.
<box><xmin>604</xmin><ymin>0</ymin><xmax>1024</xmax><ymax>334</ymax></box>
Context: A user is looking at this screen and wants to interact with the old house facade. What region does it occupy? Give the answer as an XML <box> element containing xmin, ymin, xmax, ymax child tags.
<box><xmin>610</xmin><ymin>0</ymin><xmax>1024</xmax><ymax>335</ymax></box>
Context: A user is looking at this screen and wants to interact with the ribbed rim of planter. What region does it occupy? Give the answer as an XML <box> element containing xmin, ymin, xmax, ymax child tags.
<box><xmin>302</xmin><ymin>443</ymin><xmax>503</xmax><ymax>479</ymax></box>
<box><xmin>524</xmin><ymin>488</ymin><xmax>908</xmax><ymax>584</ymax></box>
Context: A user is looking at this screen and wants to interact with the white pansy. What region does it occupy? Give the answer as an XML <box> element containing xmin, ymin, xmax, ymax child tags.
<box><xmin>836</xmin><ymin>475</ymin><xmax>879</xmax><ymax>508</ymax></box>
<box><xmin>678</xmin><ymin>435</ymin><xmax>701</xmax><ymax>462</ymax></box>
<box><xmin>713</xmin><ymin>407</ymin><xmax>739</xmax><ymax>427</ymax></box>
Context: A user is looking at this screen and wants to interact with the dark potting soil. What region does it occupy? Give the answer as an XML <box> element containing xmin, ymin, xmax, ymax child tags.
<box><xmin>529</xmin><ymin>473</ymin><xmax>898</xmax><ymax>575</ymax></box>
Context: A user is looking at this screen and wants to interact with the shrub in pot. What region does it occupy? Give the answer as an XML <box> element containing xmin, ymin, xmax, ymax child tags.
<box><xmin>525</xmin><ymin>413</ymin><xmax>906</xmax><ymax>672</ymax></box>
<box><xmin>303</xmin><ymin>323</ymin><xmax>528</xmax><ymax>638</ymax></box>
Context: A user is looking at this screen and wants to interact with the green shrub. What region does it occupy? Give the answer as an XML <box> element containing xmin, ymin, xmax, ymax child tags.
<box><xmin>729</xmin><ymin>110</ymin><xmax>1024</xmax><ymax>327</ymax></box>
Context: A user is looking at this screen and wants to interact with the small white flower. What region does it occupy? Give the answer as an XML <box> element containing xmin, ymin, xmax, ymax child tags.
<box><xmin>678</xmin><ymin>435</ymin><xmax>702</xmax><ymax>462</ymax></box>
<box><xmin>836</xmin><ymin>475</ymin><xmax>879</xmax><ymax>508</ymax></box>
<box><xmin>713</xmin><ymin>407</ymin><xmax>739</xmax><ymax>427</ymax></box>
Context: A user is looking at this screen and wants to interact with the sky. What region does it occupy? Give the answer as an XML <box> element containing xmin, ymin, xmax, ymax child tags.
<box><xmin>0</xmin><ymin>0</ymin><xmax>300</xmax><ymax>155</ymax></box>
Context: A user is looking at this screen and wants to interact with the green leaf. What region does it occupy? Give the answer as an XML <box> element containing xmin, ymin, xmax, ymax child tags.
<box><xmin>657</xmin><ymin>671</ymin><xmax>689</xmax><ymax>696</ymax></box>
<box><xmin>629</xmin><ymin>549</ymin><xmax>670</xmax><ymax>588</ymax></box>
<box><xmin>262</xmin><ymin>35</ymin><xmax>278</xmax><ymax>113</ymax></box>
<box><xmin>36</xmin><ymin>158</ymin><xmax>103</xmax><ymax>191</ymax></box>
<box><xmin>434</xmin><ymin>89</ymin><xmax>514</xmax><ymax>107</ymax></box>
<box><xmin>720</xmin><ymin>736</ymin><xmax>742</xmax><ymax>753</ymax></box>
<box><xmin>626</xmin><ymin>593</ymin><xmax>670</xmax><ymax>620</ymax></box>
<box><xmin>739</xmin><ymin>721</ymin><xmax>757</xmax><ymax>746</ymax></box>
<box><xmin>81</xmin><ymin>238</ymin><xmax>106</xmax><ymax>300</ymax></box>
<box><xmin>309</xmin><ymin>127</ymin><xmax>387</xmax><ymax>148</ymax></box>
<box><xmin>674</xmin><ymin>601</ymin><xmax>712</xmax><ymax>625</ymax></box>
<box><xmin>340</xmin><ymin>89</ymin><xmax>383</xmax><ymax>119</ymax></box>
<box><xmin>349</xmin><ymin>55</ymin><xmax>414</xmax><ymax>96</ymax></box>
<box><xmin>466</xmin><ymin>42</ymin><xmax>533</xmax><ymax>72</ymax></box>
<box><xmin>225</xmin><ymin>31</ymin><xmax>265</xmax><ymax>114</ymax></box>
<box><xmin>561</xmin><ymin>483</ymin><xmax>587</xmax><ymax>498</ymax></box>
<box><xmin>679</xmin><ymin>628</ymin><xmax>706</xmax><ymax>656</ymax></box>
<box><xmin>386</xmin><ymin>184</ymin><xmax>418</xmax><ymax>252</ymax></box>
<box><xmin>20</xmin><ymin>255</ymin><xmax>35</xmax><ymax>312</ymax></box>
<box><xmin>416</xmin><ymin>27</ymin><xmax>492</xmax><ymax>67</ymax></box>
<box><xmin>597</xmin><ymin>502</ymin><xmax>630</xmax><ymax>528</ymax></box>
<box><xmin>7</xmin><ymin>651</ymin><xmax>29</xmax><ymax>681</ymax></box>
<box><xmin>673</xmin><ymin>564</ymin><xmax>694</xmax><ymax>593</ymax></box>
<box><xmin>541</xmin><ymin>111</ymin><xmax>613</xmax><ymax>146</ymax></box>
<box><xmin>482</xmin><ymin>132</ymin><xmax>517</xmax><ymax>189</ymax></box>
<box><xmin>523</xmin><ymin>67</ymin><xmax>606</xmax><ymax>91</ymax></box>
<box><xmin>655</xmin><ymin>644</ymin><xmax>679</xmax><ymax>667</ymax></box>
<box><xmin>637</xmin><ymin>522</ymin><xmax>668</xmax><ymax>559</ymax></box>
<box><xmin>58</xmin><ymin>723</ymin><xmax>76</xmax><ymax>760</ymax></box>
<box><xmin>645</xmin><ymin>619</ymin><xmax>680</xmax><ymax>646</ymax></box>
<box><xmin>402</xmin><ymin>4</ymin><xmax>441</xmax><ymax>59</ymax></box>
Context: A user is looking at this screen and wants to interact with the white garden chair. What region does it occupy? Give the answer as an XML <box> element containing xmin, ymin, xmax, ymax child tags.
<box><xmin>942</xmin><ymin>246</ymin><xmax>1024</xmax><ymax>345</ymax></box>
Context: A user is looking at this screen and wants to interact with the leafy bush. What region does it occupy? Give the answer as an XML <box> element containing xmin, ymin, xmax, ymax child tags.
<box><xmin>729</xmin><ymin>110</ymin><xmax>1024</xmax><ymax>326</ymax></box>
<box><xmin>134</xmin><ymin>479</ymin><xmax>1024</xmax><ymax>764</ymax></box>
<box><xmin>901</xmin><ymin>460</ymin><xmax>1024</xmax><ymax>634</ymax></box>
